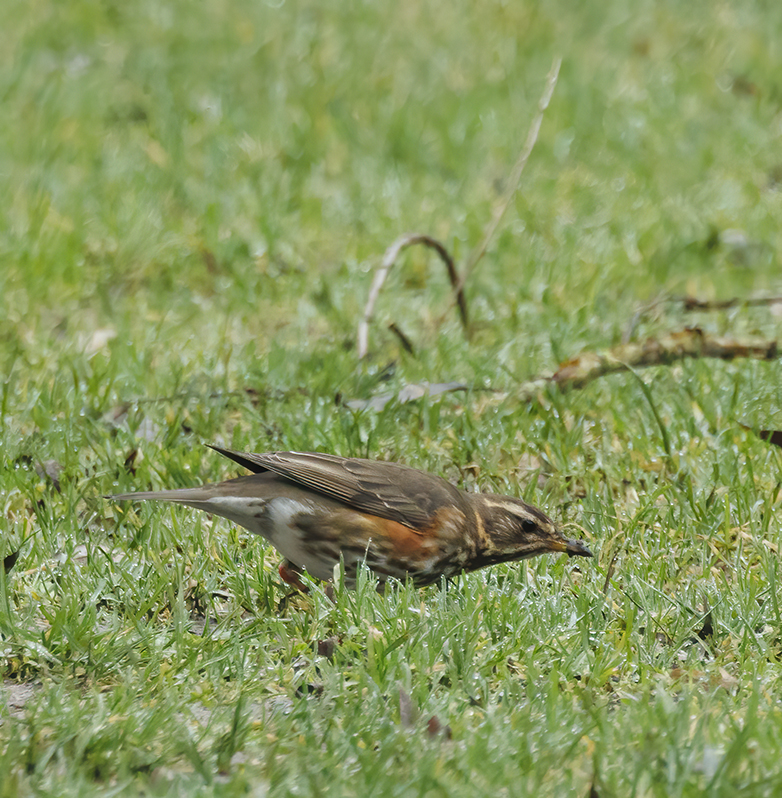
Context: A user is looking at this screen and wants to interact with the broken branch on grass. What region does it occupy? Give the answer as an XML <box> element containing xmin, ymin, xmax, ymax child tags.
<box><xmin>515</xmin><ymin>327</ymin><xmax>779</xmax><ymax>403</ymax></box>
<box><xmin>679</xmin><ymin>295</ymin><xmax>782</xmax><ymax>311</ymax></box>
<box><xmin>348</xmin><ymin>328</ymin><xmax>779</xmax><ymax>412</ymax></box>
<box><xmin>357</xmin><ymin>233</ymin><xmax>466</xmax><ymax>359</ymax></box>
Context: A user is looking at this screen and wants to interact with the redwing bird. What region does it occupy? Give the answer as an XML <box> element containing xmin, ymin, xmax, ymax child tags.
<box><xmin>110</xmin><ymin>446</ymin><xmax>592</xmax><ymax>589</ymax></box>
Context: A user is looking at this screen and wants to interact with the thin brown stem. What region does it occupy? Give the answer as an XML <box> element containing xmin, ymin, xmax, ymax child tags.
<box><xmin>435</xmin><ymin>57</ymin><xmax>562</xmax><ymax>331</ymax></box>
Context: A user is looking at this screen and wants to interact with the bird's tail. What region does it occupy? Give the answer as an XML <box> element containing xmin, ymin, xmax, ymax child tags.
<box><xmin>108</xmin><ymin>487</ymin><xmax>216</xmax><ymax>503</ymax></box>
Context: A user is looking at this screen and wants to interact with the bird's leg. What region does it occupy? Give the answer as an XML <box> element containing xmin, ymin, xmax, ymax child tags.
<box><xmin>275</xmin><ymin>560</ymin><xmax>311</xmax><ymax>613</ymax></box>
<box><xmin>278</xmin><ymin>559</ymin><xmax>309</xmax><ymax>592</ymax></box>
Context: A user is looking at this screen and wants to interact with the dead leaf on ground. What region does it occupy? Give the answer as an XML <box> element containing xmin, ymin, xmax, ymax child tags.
<box><xmin>756</xmin><ymin>430</ymin><xmax>782</xmax><ymax>448</ymax></box>
<box><xmin>4</xmin><ymin>550</ymin><xmax>20</xmax><ymax>573</ymax></box>
<box><xmin>738</xmin><ymin>423</ymin><xmax>782</xmax><ymax>448</ymax></box>
<box><xmin>316</xmin><ymin>637</ymin><xmax>339</xmax><ymax>660</ymax></box>
<box><xmin>123</xmin><ymin>449</ymin><xmax>139</xmax><ymax>474</ymax></box>
<box><xmin>426</xmin><ymin>715</ymin><xmax>452</xmax><ymax>739</ymax></box>
<box><xmin>346</xmin><ymin>381</ymin><xmax>468</xmax><ymax>412</ymax></box>
<box><xmin>399</xmin><ymin>687</ymin><xmax>416</xmax><ymax>728</ymax></box>
<box><xmin>35</xmin><ymin>460</ymin><xmax>64</xmax><ymax>492</ymax></box>
<box><xmin>81</xmin><ymin>327</ymin><xmax>117</xmax><ymax>355</ymax></box>
<box><xmin>2</xmin><ymin>681</ymin><xmax>41</xmax><ymax>718</ymax></box>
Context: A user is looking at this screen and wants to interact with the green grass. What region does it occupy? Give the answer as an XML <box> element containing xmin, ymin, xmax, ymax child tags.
<box><xmin>3</xmin><ymin>0</ymin><xmax>782</xmax><ymax>794</ymax></box>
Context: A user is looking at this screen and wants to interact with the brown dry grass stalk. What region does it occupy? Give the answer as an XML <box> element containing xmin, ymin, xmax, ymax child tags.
<box><xmin>358</xmin><ymin>58</ymin><xmax>561</xmax><ymax>358</ymax></box>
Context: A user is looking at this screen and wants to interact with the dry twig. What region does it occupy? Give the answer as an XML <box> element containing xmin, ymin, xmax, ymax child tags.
<box><xmin>347</xmin><ymin>328</ymin><xmax>780</xmax><ymax>410</ymax></box>
<box><xmin>358</xmin><ymin>58</ymin><xmax>561</xmax><ymax>358</ymax></box>
<box><xmin>451</xmin><ymin>57</ymin><xmax>562</xmax><ymax>301</ymax></box>
<box><xmin>679</xmin><ymin>295</ymin><xmax>782</xmax><ymax>311</ymax></box>
<box><xmin>516</xmin><ymin>327</ymin><xmax>779</xmax><ymax>403</ymax></box>
<box><xmin>387</xmin><ymin>322</ymin><xmax>415</xmax><ymax>355</ymax></box>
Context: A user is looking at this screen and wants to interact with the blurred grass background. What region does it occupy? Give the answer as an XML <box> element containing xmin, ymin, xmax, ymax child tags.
<box><xmin>2</xmin><ymin>0</ymin><xmax>782</xmax><ymax>795</ymax></box>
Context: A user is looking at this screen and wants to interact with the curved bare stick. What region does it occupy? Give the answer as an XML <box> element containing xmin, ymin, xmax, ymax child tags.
<box><xmin>357</xmin><ymin>233</ymin><xmax>466</xmax><ymax>359</ymax></box>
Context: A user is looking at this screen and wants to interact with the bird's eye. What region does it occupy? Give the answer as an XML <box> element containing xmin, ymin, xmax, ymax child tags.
<box><xmin>521</xmin><ymin>519</ymin><xmax>538</xmax><ymax>534</ymax></box>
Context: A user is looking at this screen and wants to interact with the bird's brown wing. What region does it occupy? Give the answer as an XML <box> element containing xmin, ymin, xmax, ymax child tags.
<box><xmin>208</xmin><ymin>446</ymin><xmax>467</xmax><ymax>531</ymax></box>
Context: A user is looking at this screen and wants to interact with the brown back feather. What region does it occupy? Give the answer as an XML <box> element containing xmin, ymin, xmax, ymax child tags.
<box><xmin>208</xmin><ymin>446</ymin><xmax>468</xmax><ymax>530</ymax></box>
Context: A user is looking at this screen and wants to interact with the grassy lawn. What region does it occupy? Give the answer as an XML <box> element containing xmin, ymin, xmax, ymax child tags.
<box><xmin>3</xmin><ymin>0</ymin><xmax>782</xmax><ymax>794</ymax></box>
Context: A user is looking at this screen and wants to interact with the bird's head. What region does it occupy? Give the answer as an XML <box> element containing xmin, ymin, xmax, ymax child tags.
<box><xmin>467</xmin><ymin>493</ymin><xmax>592</xmax><ymax>568</ymax></box>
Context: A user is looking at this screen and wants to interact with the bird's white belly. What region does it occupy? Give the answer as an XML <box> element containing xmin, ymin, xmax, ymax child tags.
<box><xmin>204</xmin><ymin>495</ymin><xmax>338</xmax><ymax>582</ymax></box>
<box><xmin>265</xmin><ymin>497</ymin><xmax>336</xmax><ymax>581</ymax></box>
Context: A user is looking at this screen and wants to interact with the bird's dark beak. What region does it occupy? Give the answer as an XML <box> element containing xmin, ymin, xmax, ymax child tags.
<box><xmin>544</xmin><ymin>531</ymin><xmax>593</xmax><ymax>558</ymax></box>
<box><xmin>563</xmin><ymin>537</ymin><xmax>593</xmax><ymax>558</ymax></box>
